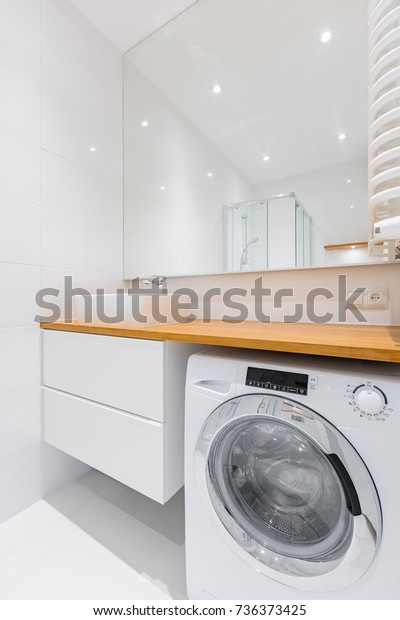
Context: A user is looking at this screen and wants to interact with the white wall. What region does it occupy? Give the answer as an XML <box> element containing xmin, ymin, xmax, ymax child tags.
<box><xmin>124</xmin><ymin>60</ymin><xmax>252</xmax><ymax>277</ymax></box>
<box><xmin>169</xmin><ymin>262</ymin><xmax>400</xmax><ymax>326</ymax></box>
<box><xmin>0</xmin><ymin>0</ymin><xmax>123</xmax><ymax>521</ymax></box>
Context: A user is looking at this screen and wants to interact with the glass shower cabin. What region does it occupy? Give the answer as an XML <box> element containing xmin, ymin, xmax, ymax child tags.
<box><xmin>225</xmin><ymin>193</ymin><xmax>312</xmax><ymax>272</ymax></box>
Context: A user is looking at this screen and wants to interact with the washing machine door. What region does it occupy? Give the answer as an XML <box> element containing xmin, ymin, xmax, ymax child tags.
<box><xmin>195</xmin><ymin>394</ymin><xmax>381</xmax><ymax>591</ymax></box>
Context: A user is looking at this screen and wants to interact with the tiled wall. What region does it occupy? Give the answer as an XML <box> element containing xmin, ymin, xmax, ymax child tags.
<box><xmin>0</xmin><ymin>0</ymin><xmax>123</xmax><ymax>521</ymax></box>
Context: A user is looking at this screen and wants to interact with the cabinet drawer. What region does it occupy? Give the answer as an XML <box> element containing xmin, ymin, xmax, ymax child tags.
<box><xmin>42</xmin><ymin>330</ymin><xmax>165</xmax><ymax>422</ymax></box>
<box><xmin>43</xmin><ymin>388</ymin><xmax>167</xmax><ymax>503</ymax></box>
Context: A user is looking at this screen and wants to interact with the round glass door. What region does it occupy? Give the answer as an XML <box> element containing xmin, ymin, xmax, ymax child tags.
<box><xmin>207</xmin><ymin>416</ymin><xmax>353</xmax><ymax>562</ymax></box>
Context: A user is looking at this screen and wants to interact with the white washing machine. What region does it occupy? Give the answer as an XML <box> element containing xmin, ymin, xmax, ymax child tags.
<box><xmin>185</xmin><ymin>348</ymin><xmax>400</xmax><ymax>600</ymax></box>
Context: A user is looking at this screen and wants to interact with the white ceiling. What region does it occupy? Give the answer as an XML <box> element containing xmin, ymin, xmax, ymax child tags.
<box><xmin>69</xmin><ymin>0</ymin><xmax>199</xmax><ymax>52</ymax></box>
<box><xmin>125</xmin><ymin>0</ymin><xmax>368</xmax><ymax>184</ymax></box>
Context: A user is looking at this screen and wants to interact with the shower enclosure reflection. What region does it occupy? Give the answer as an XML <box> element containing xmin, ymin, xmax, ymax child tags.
<box><xmin>225</xmin><ymin>194</ymin><xmax>314</xmax><ymax>272</ymax></box>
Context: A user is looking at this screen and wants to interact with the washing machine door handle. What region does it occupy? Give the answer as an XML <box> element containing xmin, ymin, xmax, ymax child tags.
<box><xmin>326</xmin><ymin>453</ymin><xmax>362</xmax><ymax>517</ymax></box>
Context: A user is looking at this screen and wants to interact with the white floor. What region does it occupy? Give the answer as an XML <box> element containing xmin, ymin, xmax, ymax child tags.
<box><xmin>0</xmin><ymin>470</ymin><xmax>187</xmax><ymax>600</ymax></box>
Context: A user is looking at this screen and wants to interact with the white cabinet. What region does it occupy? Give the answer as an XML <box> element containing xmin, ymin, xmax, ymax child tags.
<box><xmin>43</xmin><ymin>331</ymin><xmax>165</xmax><ymax>421</ymax></box>
<box><xmin>42</xmin><ymin>330</ymin><xmax>200</xmax><ymax>504</ymax></box>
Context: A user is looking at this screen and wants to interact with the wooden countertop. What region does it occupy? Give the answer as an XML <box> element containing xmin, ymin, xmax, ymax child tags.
<box><xmin>40</xmin><ymin>320</ymin><xmax>400</xmax><ymax>363</ymax></box>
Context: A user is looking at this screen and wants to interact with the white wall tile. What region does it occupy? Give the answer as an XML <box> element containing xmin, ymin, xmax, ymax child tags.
<box><xmin>42</xmin><ymin>35</ymin><xmax>122</xmax><ymax>138</ymax></box>
<box><xmin>41</xmin><ymin>93</ymin><xmax>122</xmax><ymax>181</ymax></box>
<box><xmin>40</xmin><ymin>267</ymin><xmax>123</xmax><ymax>293</ymax></box>
<box><xmin>0</xmin><ymin>444</ymin><xmax>41</xmax><ymax>524</ymax></box>
<box><xmin>41</xmin><ymin>210</ymin><xmax>122</xmax><ymax>273</ymax></box>
<box><xmin>0</xmin><ymin>131</ymin><xmax>40</xmax><ymax>205</ymax></box>
<box><xmin>0</xmin><ymin>198</ymin><xmax>40</xmax><ymax>265</ymax></box>
<box><xmin>0</xmin><ymin>264</ymin><xmax>40</xmax><ymax>327</ymax></box>
<box><xmin>42</xmin><ymin>444</ymin><xmax>91</xmax><ymax>498</ymax></box>
<box><xmin>36</xmin><ymin>0</ymin><xmax>123</xmax><ymax>504</ymax></box>
<box><xmin>0</xmin><ymin>0</ymin><xmax>42</xmax><ymax>527</ymax></box>
<box><xmin>41</xmin><ymin>0</ymin><xmax>122</xmax><ymax>92</ymax></box>
<box><xmin>0</xmin><ymin>387</ymin><xmax>40</xmax><ymax>460</ymax></box>
<box><xmin>0</xmin><ymin>64</ymin><xmax>40</xmax><ymax>144</ymax></box>
<box><xmin>0</xmin><ymin>0</ymin><xmax>40</xmax><ymax>85</ymax></box>
<box><xmin>38</xmin><ymin>267</ymin><xmax>124</xmax><ymax>322</ymax></box>
<box><xmin>41</xmin><ymin>151</ymin><xmax>122</xmax><ymax>227</ymax></box>
<box><xmin>4</xmin><ymin>0</ymin><xmax>40</xmax><ymax>26</ymax></box>
<box><xmin>0</xmin><ymin>0</ymin><xmax>124</xmax><ymax>522</ymax></box>
<box><xmin>0</xmin><ymin>327</ymin><xmax>40</xmax><ymax>394</ymax></box>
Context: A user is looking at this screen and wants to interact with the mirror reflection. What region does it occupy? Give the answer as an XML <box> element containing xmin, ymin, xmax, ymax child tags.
<box><xmin>124</xmin><ymin>0</ymin><xmax>373</xmax><ymax>277</ymax></box>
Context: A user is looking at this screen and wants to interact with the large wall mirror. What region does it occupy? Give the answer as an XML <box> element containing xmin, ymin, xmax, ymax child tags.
<box><xmin>124</xmin><ymin>0</ymin><xmax>376</xmax><ymax>278</ymax></box>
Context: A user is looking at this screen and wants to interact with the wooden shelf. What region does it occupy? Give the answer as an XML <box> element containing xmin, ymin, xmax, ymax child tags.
<box><xmin>41</xmin><ymin>320</ymin><xmax>400</xmax><ymax>363</ymax></box>
<box><xmin>324</xmin><ymin>242</ymin><xmax>368</xmax><ymax>251</ymax></box>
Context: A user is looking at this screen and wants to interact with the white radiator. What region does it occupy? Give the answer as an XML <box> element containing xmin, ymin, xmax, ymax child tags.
<box><xmin>368</xmin><ymin>0</ymin><xmax>400</xmax><ymax>259</ymax></box>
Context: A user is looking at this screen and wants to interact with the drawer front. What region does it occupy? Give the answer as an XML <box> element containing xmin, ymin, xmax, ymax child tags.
<box><xmin>43</xmin><ymin>330</ymin><xmax>165</xmax><ymax>422</ymax></box>
<box><xmin>43</xmin><ymin>388</ymin><xmax>166</xmax><ymax>503</ymax></box>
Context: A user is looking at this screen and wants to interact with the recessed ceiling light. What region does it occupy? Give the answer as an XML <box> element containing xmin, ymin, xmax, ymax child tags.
<box><xmin>207</xmin><ymin>172</ymin><xmax>213</xmax><ymax>177</ymax></box>
<box><xmin>338</xmin><ymin>132</ymin><xmax>347</xmax><ymax>140</ymax></box>
<box><xmin>346</xmin><ymin>179</ymin><xmax>352</xmax><ymax>183</ymax></box>
<box><xmin>350</xmin><ymin>205</ymin><xmax>355</xmax><ymax>209</ymax></box>
<box><xmin>212</xmin><ymin>84</ymin><xmax>222</xmax><ymax>94</ymax></box>
<box><xmin>90</xmin><ymin>146</ymin><xmax>97</xmax><ymax>152</ymax></box>
<box><xmin>160</xmin><ymin>186</ymin><xmax>166</xmax><ymax>191</ymax></box>
<box><xmin>321</xmin><ymin>30</ymin><xmax>332</xmax><ymax>43</ymax></box>
<box><xmin>263</xmin><ymin>155</ymin><xmax>270</xmax><ymax>162</ymax></box>
<box><xmin>141</xmin><ymin>120</ymin><xmax>149</xmax><ymax>127</ymax></box>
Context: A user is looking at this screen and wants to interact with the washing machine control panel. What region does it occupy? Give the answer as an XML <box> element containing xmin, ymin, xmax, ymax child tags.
<box><xmin>345</xmin><ymin>381</ymin><xmax>392</xmax><ymax>421</ymax></box>
<box><xmin>246</xmin><ymin>367</ymin><xmax>308</xmax><ymax>395</ymax></box>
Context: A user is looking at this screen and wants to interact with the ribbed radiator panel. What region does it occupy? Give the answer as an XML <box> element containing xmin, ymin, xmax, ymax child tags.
<box><xmin>369</xmin><ymin>0</ymin><xmax>400</xmax><ymax>259</ymax></box>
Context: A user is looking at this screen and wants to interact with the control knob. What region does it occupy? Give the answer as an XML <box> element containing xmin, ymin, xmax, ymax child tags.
<box><xmin>354</xmin><ymin>386</ymin><xmax>385</xmax><ymax>414</ymax></box>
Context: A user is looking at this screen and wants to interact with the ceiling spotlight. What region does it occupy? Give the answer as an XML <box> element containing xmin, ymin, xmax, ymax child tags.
<box><xmin>212</xmin><ymin>84</ymin><xmax>222</xmax><ymax>94</ymax></box>
<box><xmin>346</xmin><ymin>179</ymin><xmax>352</xmax><ymax>184</ymax></box>
<box><xmin>160</xmin><ymin>186</ymin><xmax>166</xmax><ymax>191</ymax></box>
<box><xmin>350</xmin><ymin>205</ymin><xmax>355</xmax><ymax>209</ymax></box>
<box><xmin>207</xmin><ymin>172</ymin><xmax>213</xmax><ymax>177</ymax></box>
<box><xmin>338</xmin><ymin>132</ymin><xmax>347</xmax><ymax>140</ymax></box>
<box><xmin>141</xmin><ymin>120</ymin><xmax>149</xmax><ymax>127</ymax></box>
<box><xmin>263</xmin><ymin>155</ymin><xmax>270</xmax><ymax>162</ymax></box>
<box><xmin>321</xmin><ymin>30</ymin><xmax>332</xmax><ymax>43</ymax></box>
<box><xmin>90</xmin><ymin>146</ymin><xmax>97</xmax><ymax>152</ymax></box>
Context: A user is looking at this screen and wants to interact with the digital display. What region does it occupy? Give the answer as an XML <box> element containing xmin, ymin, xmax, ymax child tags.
<box><xmin>246</xmin><ymin>367</ymin><xmax>308</xmax><ymax>396</ymax></box>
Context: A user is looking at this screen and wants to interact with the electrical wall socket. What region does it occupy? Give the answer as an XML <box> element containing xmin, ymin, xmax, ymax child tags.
<box><xmin>347</xmin><ymin>288</ymin><xmax>388</xmax><ymax>309</ymax></box>
<box><xmin>366</xmin><ymin>289</ymin><xmax>387</xmax><ymax>307</ymax></box>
